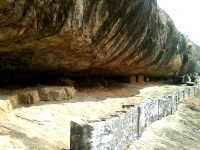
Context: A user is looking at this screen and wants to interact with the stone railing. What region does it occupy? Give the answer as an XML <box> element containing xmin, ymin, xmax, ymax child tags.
<box><xmin>70</xmin><ymin>85</ymin><xmax>200</xmax><ymax>150</ymax></box>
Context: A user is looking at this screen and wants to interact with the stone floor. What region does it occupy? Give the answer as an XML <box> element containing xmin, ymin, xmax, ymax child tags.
<box><xmin>0</xmin><ymin>81</ymin><xmax>197</xmax><ymax>150</ymax></box>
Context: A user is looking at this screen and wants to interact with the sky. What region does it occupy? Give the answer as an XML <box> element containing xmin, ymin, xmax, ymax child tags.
<box><xmin>157</xmin><ymin>0</ymin><xmax>200</xmax><ymax>46</ymax></box>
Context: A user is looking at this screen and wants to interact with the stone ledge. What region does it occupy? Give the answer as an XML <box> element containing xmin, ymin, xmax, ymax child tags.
<box><xmin>70</xmin><ymin>85</ymin><xmax>200</xmax><ymax>150</ymax></box>
<box><xmin>0</xmin><ymin>86</ymin><xmax>76</xmax><ymax>112</ymax></box>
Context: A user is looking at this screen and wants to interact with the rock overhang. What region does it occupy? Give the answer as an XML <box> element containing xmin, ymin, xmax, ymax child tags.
<box><xmin>0</xmin><ymin>0</ymin><xmax>200</xmax><ymax>83</ymax></box>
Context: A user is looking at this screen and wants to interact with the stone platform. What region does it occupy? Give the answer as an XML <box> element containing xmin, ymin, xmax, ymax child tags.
<box><xmin>0</xmin><ymin>82</ymin><xmax>199</xmax><ymax>150</ymax></box>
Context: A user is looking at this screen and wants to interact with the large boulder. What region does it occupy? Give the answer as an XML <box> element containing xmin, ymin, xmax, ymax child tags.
<box><xmin>0</xmin><ymin>0</ymin><xmax>199</xmax><ymax>83</ymax></box>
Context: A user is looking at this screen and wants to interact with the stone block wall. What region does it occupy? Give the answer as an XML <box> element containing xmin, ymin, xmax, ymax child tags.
<box><xmin>70</xmin><ymin>108</ymin><xmax>138</xmax><ymax>150</ymax></box>
<box><xmin>70</xmin><ymin>85</ymin><xmax>200</xmax><ymax>150</ymax></box>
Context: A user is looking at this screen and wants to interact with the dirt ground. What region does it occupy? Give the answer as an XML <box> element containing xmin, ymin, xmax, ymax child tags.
<box><xmin>0</xmin><ymin>81</ymin><xmax>199</xmax><ymax>150</ymax></box>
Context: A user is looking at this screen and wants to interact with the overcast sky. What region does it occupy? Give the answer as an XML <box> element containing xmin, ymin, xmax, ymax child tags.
<box><xmin>157</xmin><ymin>0</ymin><xmax>200</xmax><ymax>46</ymax></box>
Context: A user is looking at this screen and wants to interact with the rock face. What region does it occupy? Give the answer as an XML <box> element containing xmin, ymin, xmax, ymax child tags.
<box><xmin>0</xmin><ymin>0</ymin><xmax>199</xmax><ymax>83</ymax></box>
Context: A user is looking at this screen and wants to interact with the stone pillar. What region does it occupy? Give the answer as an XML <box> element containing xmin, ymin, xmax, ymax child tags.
<box><xmin>137</xmin><ymin>75</ymin><xmax>144</xmax><ymax>83</ymax></box>
<box><xmin>130</xmin><ymin>75</ymin><xmax>137</xmax><ymax>83</ymax></box>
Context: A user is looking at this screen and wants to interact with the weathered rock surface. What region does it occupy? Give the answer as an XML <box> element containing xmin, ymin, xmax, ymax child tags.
<box><xmin>38</xmin><ymin>86</ymin><xmax>67</xmax><ymax>101</ymax></box>
<box><xmin>64</xmin><ymin>86</ymin><xmax>76</xmax><ymax>99</ymax></box>
<box><xmin>38</xmin><ymin>86</ymin><xmax>76</xmax><ymax>101</ymax></box>
<box><xmin>17</xmin><ymin>90</ymin><xmax>40</xmax><ymax>104</ymax></box>
<box><xmin>0</xmin><ymin>0</ymin><xmax>200</xmax><ymax>83</ymax></box>
<box><xmin>0</xmin><ymin>94</ymin><xmax>17</xmax><ymax>112</ymax></box>
<box><xmin>0</xmin><ymin>108</ymin><xmax>5</xmax><ymax>121</ymax></box>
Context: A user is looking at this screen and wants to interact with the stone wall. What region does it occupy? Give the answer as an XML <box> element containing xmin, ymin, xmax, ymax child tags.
<box><xmin>70</xmin><ymin>85</ymin><xmax>200</xmax><ymax>150</ymax></box>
